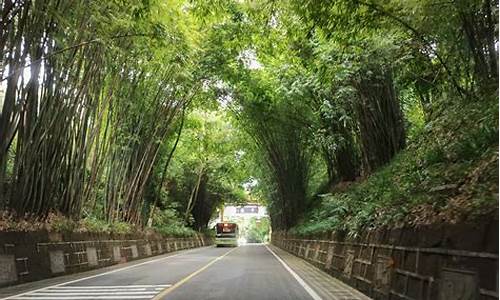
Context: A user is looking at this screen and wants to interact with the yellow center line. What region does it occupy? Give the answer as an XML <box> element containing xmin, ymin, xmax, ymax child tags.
<box><xmin>153</xmin><ymin>247</ymin><xmax>239</xmax><ymax>299</ymax></box>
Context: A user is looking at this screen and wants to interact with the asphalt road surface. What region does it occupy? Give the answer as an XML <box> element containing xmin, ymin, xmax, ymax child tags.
<box><xmin>2</xmin><ymin>244</ymin><xmax>369</xmax><ymax>300</ymax></box>
<box><xmin>0</xmin><ymin>245</ymin><xmax>314</xmax><ymax>300</ymax></box>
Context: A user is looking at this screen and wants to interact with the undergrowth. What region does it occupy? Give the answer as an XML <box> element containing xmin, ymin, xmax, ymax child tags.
<box><xmin>0</xmin><ymin>210</ymin><xmax>197</xmax><ymax>238</ymax></box>
<box><xmin>291</xmin><ymin>96</ymin><xmax>498</xmax><ymax>237</ymax></box>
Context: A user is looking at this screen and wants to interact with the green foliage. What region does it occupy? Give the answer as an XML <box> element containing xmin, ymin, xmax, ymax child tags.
<box><xmin>0</xmin><ymin>0</ymin><xmax>202</xmax><ymax>224</ymax></box>
<box><xmin>185</xmin><ymin>0</ymin><xmax>497</xmax><ymax>232</ymax></box>
<box><xmin>0</xmin><ymin>0</ymin><xmax>496</xmax><ymax>236</ymax></box>
<box><xmin>78</xmin><ymin>218</ymin><xmax>111</xmax><ymax>234</ymax></box>
<box><xmin>47</xmin><ymin>214</ymin><xmax>78</xmax><ymax>233</ymax></box>
<box><xmin>292</xmin><ymin>97</ymin><xmax>498</xmax><ymax>237</ymax></box>
<box><xmin>77</xmin><ymin>218</ymin><xmax>134</xmax><ymax>235</ymax></box>
<box><xmin>109</xmin><ymin>222</ymin><xmax>134</xmax><ymax>235</ymax></box>
<box><xmin>162</xmin><ymin>109</ymin><xmax>252</xmax><ymax>229</ymax></box>
<box><xmin>152</xmin><ymin>208</ymin><xmax>197</xmax><ymax>237</ymax></box>
<box><xmin>244</xmin><ymin>217</ymin><xmax>271</xmax><ymax>243</ymax></box>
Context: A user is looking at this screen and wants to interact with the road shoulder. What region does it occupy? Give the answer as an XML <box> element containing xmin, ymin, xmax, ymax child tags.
<box><xmin>267</xmin><ymin>244</ymin><xmax>371</xmax><ymax>300</ymax></box>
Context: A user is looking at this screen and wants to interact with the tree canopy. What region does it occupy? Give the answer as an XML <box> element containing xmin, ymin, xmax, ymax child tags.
<box><xmin>0</xmin><ymin>0</ymin><xmax>497</xmax><ymax>234</ymax></box>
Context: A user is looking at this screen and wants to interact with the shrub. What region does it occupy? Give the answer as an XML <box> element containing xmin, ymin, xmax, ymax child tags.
<box><xmin>152</xmin><ymin>208</ymin><xmax>196</xmax><ymax>237</ymax></box>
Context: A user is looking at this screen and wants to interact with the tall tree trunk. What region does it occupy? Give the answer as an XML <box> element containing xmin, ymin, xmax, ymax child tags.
<box><xmin>355</xmin><ymin>67</ymin><xmax>406</xmax><ymax>174</ymax></box>
<box><xmin>148</xmin><ymin>107</ymin><xmax>185</xmax><ymax>226</ymax></box>
<box><xmin>184</xmin><ymin>164</ymin><xmax>205</xmax><ymax>224</ymax></box>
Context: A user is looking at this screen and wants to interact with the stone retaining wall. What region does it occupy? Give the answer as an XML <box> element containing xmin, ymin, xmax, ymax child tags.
<box><xmin>0</xmin><ymin>231</ymin><xmax>212</xmax><ymax>287</ymax></box>
<box><xmin>272</xmin><ymin>220</ymin><xmax>498</xmax><ymax>300</ymax></box>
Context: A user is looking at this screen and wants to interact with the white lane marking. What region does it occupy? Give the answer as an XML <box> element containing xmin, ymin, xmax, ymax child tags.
<box><xmin>23</xmin><ymin>292</ymin><xmax>158</xmax><ymax>296</ymax></box>
<box><xmin>11</xmin><ymin>296</ymin><xmax>152</xmax><ymax>300</ymax></box>
<box><xmin>8</xmin><ymin>284</ymin><xmax>173</xmax><ymax>300</ymax></box>
<box><xmin>49</xmin><ymin>285</ymin><xmax>171</xmax><ymax>289</ymax></box>
<box><xmin>265</xmin><ymin>245</ymin><xmax>322</xmax><ymax>300</ymax></box>
<box><xmin>1</xmin><ymin>247</ymin><xmax>207</xmax><ymax>300</ymax></box>
<box><xmin>40</xmin><ymin>289</ymin><xmax>150</xmax><ymax>293</ymax></box>
<box><xmin>34</xmin><ymin>288</ymin><xmax>167</xmax><ymax>292</ymax></box>
<box><xmin>40</xmin><ymin>290</ymin><xmax>151</xmax><ymax>293</ymax></box>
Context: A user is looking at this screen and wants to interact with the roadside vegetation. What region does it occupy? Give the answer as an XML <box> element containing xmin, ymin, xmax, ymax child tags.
<box><xmin>291</xmin><ymin>97</ymin><xmax>498</xmax><ymax>236</ymax></box>
<box><xmin>0</xmin><ymin>0</ymin><xmax>497</xmax><ymax>237</ymax></box>
<box><xmin>245</xmin><ymin>217</ymin><xmax>271</xmax><ymax>243</ymax></box>
<box><xmin>192</xmin><ymin>0</ymin><xmax>498</xmax><ymax>235</ymax></box>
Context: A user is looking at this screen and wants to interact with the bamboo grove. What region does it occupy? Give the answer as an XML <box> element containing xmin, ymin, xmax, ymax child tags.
<box><xmin>195</xmin><ymin>0</ymin><xmax>498</xmax><ymax>230</ymax></box>
<box><xmin>0</xmin><ymin>0</ymin><xmax>498</xmax><ymax>233</ymax></box>
<box><xmin>0</xmin><ymin>1</ymin><xmax>197</xmax><ymax>225</ymax></box>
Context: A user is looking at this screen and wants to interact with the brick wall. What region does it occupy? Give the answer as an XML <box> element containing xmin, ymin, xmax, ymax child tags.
<box><xmin>0</xmin><ymin>231</ymin><xmax>212</xmax><ymax>287</ymax></box>
<box><xmin>272</xmin><ymin>220</ymin><xmax>498</xmax><ymax>300</ymax></box>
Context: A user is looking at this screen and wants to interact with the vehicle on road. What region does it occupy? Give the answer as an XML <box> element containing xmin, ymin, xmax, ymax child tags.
<box><xmin>215</xmin><ymin>222</ymin><xmax>239</xmax><ymax>247</ymax></box>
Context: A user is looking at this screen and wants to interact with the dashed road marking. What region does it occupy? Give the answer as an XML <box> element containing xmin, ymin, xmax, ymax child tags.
<box><xmin>152</xmin><ymin>247</ymin><xmax>238</xmax><ymax>299</ymax></box>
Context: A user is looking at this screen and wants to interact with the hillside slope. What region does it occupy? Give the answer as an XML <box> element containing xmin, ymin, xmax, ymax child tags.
<box><xmin>292</xmin><ymin>96</ymin><xmax>498</xmax><ymax>236</ymax></box>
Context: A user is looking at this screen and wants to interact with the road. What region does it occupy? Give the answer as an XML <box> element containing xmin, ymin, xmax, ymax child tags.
<box><xmin>2</xmin><ymin>244</ymin><xmax>370</xmax><ymax>300</ymax></box>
